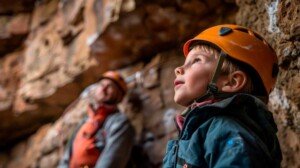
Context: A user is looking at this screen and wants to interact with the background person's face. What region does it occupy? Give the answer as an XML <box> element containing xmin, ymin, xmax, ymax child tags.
<box><xmin>173</xmin><ymin>47</ymin><xmax>219</xmax><ymax>107</ymax></box>
<box><xmin>94</xmin><ymin>79</ymin><xmax>121</xmax><ymax>104</ymax></box>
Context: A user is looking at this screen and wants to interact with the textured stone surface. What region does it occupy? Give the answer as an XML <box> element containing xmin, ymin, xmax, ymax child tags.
<box><xmin>0</xmin><ymin>51</ymin><xmax>23</xmax><ymax>111</ymax></box>
<box><xmin>0</xmin><ymin>14</ymin><xmax>30</xmax><ymax>56</ymax></box>
<box><xmin>0</xmin><ymin>0</ymin><xmax>36</xmax><ymax>14</ymax></box>
<box><xmin>90</xmin><ymin>1</ymin><xmax>237</xmax><ymax>69</ymax></box>
<box><xmin>30</xmin><ymin>0</ymin><xmax>59</xmax><ymax>30</ymax></box>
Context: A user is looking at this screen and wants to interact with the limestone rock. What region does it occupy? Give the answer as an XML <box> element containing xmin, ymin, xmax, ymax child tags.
<box><xmin>0</xmin><ymin>51</ymin><xmax>23</xmax><ymax>112</ymax></box>
<box><xmin>0</xmin><ymin>14</ymin><xmax>30</xmax><ymax>55</ymax></box>
<box><xmin>0</xmin><ymin>0</ymin><xmax>36</xmax><ymax>14</ymax></box>
<box><xmin>30</xmin><ymin>0</ymin><xmax>59</xmax><ymax>30</ymax></box>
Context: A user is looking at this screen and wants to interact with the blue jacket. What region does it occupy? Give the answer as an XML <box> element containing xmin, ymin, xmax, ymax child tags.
<box><xmin>163</xmin><ymin>94</ymin><xmax>282</xmax><ymax>168</ymax></box>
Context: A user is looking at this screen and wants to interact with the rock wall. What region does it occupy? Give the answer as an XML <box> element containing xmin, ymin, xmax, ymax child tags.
<box><xmin>0</xmin><ymin>0</ymin><xmax>299</xmax><ymax>168</ymax></box>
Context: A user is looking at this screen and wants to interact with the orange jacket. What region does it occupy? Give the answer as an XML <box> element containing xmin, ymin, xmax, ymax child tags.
<box><xmin>69</xmin><ymin>105</ymin><xmax>116</xmax><ymax>168</ymax></box>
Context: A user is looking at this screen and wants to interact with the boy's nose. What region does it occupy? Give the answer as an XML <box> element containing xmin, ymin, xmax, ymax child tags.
<box><xmin>175</xmin><ymin>66</ymin><xmax>184</xmax><ymax>76</ymax></box>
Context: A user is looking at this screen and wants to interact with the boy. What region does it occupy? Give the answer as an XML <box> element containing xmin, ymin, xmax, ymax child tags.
<box><xmin>163</xmin><ymin>24</ymin><xmax>282</xmax><ymax>168</ymax></box>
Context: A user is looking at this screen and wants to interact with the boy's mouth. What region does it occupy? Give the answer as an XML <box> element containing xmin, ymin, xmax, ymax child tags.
<box><xmin>174</xmin><ymin>80</ymin><xmax>184</xmax><ymax>88</ymax></box>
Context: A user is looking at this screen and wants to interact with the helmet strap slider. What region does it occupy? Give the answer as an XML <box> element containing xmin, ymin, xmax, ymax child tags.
<box><xmin>207</xmin><ymin>84</ymin><xmax>218</xmax><ymax>94</ymax></box>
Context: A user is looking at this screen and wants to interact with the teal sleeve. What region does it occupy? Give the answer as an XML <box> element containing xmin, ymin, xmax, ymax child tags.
<box><xmin>203</xmin><ymin>117</ymin><xmax>255</xmax><ymax>168</ymax></box>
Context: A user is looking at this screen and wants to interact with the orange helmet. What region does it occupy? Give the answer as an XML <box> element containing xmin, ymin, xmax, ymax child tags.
<box><xmin>100</xmin><ymin>71</ymin><xmax>127</xmax><ymax>95</ymax></box>
<box><xmin>183</xmin><ymin>24</ymin><xmax>278</xmax><ymax>95</ymax></box>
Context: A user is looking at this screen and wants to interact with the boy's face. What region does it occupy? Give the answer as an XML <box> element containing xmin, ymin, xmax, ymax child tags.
<box><xmin>94</xmin><ymin>79</ymin><xmax>122</xmax><ymax>104</ymax></box>
<box><xmin>174</xmin><ymin>46</ymin><xmax>219</xmax><ymax>107</ymax></box>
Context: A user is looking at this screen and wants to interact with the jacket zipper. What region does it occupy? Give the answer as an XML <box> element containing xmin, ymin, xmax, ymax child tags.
<box><xmin>173</xmin><ymin>107</ymin><xmax>196</xmax><ymax>168</ymax></box>
<box><xmin>174</xmin><ymin>115</ymin><xmax>188</xmax><ymax>167</ymax></box>
<box><xmin>173</xmin><ymin>141</ymin><xmax>179</xmax><ymax>168</ymax></box>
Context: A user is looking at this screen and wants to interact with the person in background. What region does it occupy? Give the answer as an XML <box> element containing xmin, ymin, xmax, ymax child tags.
<box><xmin>59</xmin><ymin>71</ymin><xmax>135</xmax><ymax>168</ymax></box>
<box><xmin>163</xmin><ymin>24</ymin><xmax>282</xmax><ymax>168</ymax></box>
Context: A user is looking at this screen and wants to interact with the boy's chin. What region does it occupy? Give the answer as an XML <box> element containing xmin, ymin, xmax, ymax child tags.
<box><xmin>174</xmin><ymin>97</ymin><xmax>192</xmax><ymax>107</ymax></box>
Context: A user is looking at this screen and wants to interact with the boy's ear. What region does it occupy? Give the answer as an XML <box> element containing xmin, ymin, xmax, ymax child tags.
<box><xmin>219</xmin><ymin>71</ymin><xmax>247</xmax><ymax>93</ymax></box>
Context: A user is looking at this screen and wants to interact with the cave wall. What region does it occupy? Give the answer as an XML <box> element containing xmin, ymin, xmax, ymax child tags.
<box><xmin>0</xmin><ymin>0</ymin><xmax>299</xmax><ymax>167</ymax></box>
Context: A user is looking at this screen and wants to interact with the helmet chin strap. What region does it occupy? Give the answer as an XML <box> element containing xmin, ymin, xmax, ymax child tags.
<box><xmin>195</xmin><ymin>51</ymin><xmax>228</xmax><ymax>103</ymax></box>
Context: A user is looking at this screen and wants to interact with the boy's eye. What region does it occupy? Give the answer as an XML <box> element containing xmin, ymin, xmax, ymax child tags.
<box><xmin>192</xmin><ymin>58</ymin><xmax>201</xmax><ymax>64</ymax></box>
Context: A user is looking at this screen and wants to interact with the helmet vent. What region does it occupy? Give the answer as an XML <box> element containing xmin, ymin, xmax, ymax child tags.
<box><xmin>235</xmin><ymin>27</ymin><xmax>249</xmax><ymax>33</ymax></box>
<box><xmin>253</xmin><ymin>32</ymin><xmax>264</xmax><ymax>41</ymax></box>
<box><xmin>219</xmin><ymin>27</ymin><xmax>233</xmax><ymax>36</ymax></box>
<box><xmin>235</xmin><ymin>27</ymin><xmax>260</xmax><ymax>40</ymax></box>
<box><xmin>252</xmin><ymin>32</ymin><xmax>270</xmax><ymax>47</ymax></box>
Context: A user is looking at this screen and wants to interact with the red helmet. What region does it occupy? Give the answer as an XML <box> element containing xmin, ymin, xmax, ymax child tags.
<box><xmin>183</xmin><ymin>24</ymin><xmax>278</xmax><ymax>95</ymax></box>
<box><xmin>100</xmin><ymin>71</ymin><xmax>127</xmax><ymax>95</ymax></box>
